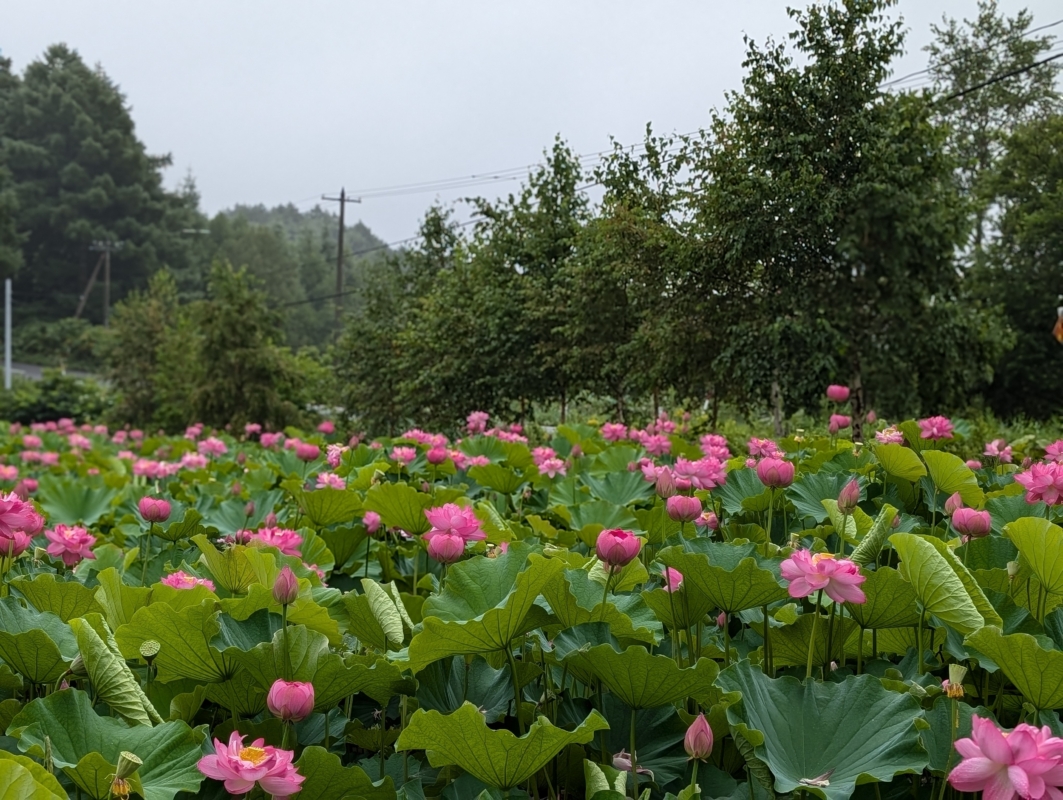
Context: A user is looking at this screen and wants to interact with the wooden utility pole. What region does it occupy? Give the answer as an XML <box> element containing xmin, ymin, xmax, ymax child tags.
<box><xmin>321</xmin><ymin>189</ymin><xmax>361</xmax><ymax>326</ymax></box>
<box><xmin>81</xmin><ymin>240</ymin><xmax>123</xmax><ymax>324</ymax></box>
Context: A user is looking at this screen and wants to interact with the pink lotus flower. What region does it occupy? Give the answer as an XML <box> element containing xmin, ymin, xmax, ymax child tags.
<box><xmin>0</xmin><ymin>530</ymin><xmax>31</xmax><ymax>558</ymax></box>
<box><xmin>949</xmin><ymin>716</ymin><xmax>1063</xmax><ymax>800</ymax></box>
<box><xmin>684</xmin><ymin>713</ymin><xmax>714</xmax><ymax>760</ymax></box>
<box><xmin>952</xmin><ymin>508</ymin><xmax>992</xmax><ymax>542</ymax></box>
<box><xmin>642</xmin><ymin>434</ymin><xmax>672</xmax><ymax>457</ymax></box>
<box><xmin>272</xmin><ymin>565</ymin><xmax>299</xmax><ymax>605</ymax></box>
<box><xmin>317</xmin><ymin>420</ymin><xmax>335</xmax><ymax>435</ymax></box>
<box><xmin>756</xmin><ymin>457</ymin><xmax>795</xmax><ymax>489</ymax></box>
<box><xmin>919</xmin><ymin>416</ymin><xmax>954</xmax><ymax>441</ymax></box>
<box><xmin>944</xmin><ymin>492</ymin><xmax>965</xmax><ymax>516</ymax></box>
<box><xmin>0</xmin><ymin>465</ymin><xmax>17</xmax><ymax>481</ymax></box>
<box><xmin>700</xmin><ymin>433</ymin><xmax>731</xmax><ymax>460</ymax></box>
<box><xmin>197</xmin><ymin>731</ymin><xmax>304</xmax><ymax>798</ymax></box>
<box><xmin>539</xmin><ymin>457</ymin><xmax>567</xmax><ymax>478</ymax></box>
<box><xmin>532</xmin><ymin>447</ymin><xmax>557</xmax><ymax>467</ymax></box>
<box><xmin>601</xmin><ymin>423</ymin><xmax>628</xmax><ymax>442</ymax></box>
<box><xmin>244</xmin><ymin>423</ymin><xmax>262</xmax><ymax>436</ymax></box>
<box><xmin>866</xmin><ymin>410</ymin><xmax>877</xmax><ymax>423</ymax></box>
<box><xmin>666</xmin><ymin>494</ymin><xmax>702</xmax><ymax>523</ymax></box>
<box><xmin>21</xmin><ymin>435</ymin><xmax>42</xmax><ymax>450</ymax></box>
<box><xmin>326</xmin><ymin>444</ymin><xmax>348</xmax><ymax>469</ymax></box>
<box><xmin>251</xmin><ymin>528</ymin><xmax>303</xmax><ymax>557</ymax></box>
<box><xmin>674</xmin><ymin>457</ymin><xmax>727</xmax><ymax>491</ymax></box>
<box><xmin>267</xmin><ymin>679</ymin><xmax>315</xmax><ymax>722</ymax></box>
<box><xmin>45</xmin><ymin>524</ymin><xmax>97</xmax><ymax>567</ymax></box>
<box><xmin>828</xmin><ymin>414</ymin><xmax>852</xmax><ymax>435</ymax></box>
<box><xmin>424</xmin><ymin>503</ymin><xmax>485</xmax><ymax>542</ymax></box>
<box><xmin>655</xmin><ymin>468</ymin><xmax>677</xmax><ymax>498</ymax></box>
<box><xmin>260</xmin><ymin>432</ymin><xmax>284</xmax><ymax>448</ymax></box>
<box><xmin>596</xmin><ymin>529</ymin><xmax>641</xmax><ymax>569</ymax></box>
<box><xmin>984</xmin><ymin>439</ymin><xmax>1014</xmax><ymax>464</ymax></box>
<box><xmin>837</xmin><ymin>479</ymin><xmax>860</xmax><ymax>514</ymax></box>
<box><xmin>967</xmin><ymin>459</ymin><xmax>984</xmax><ymax>469</ymax></box>
<box><xmin>780</xmin><ymin>550</ymin><xmax>866</xmax><ymax>604</ymax></box>
<box><xmin>390</xmin><ymin>446</ymin><xmax>417</xmax><ymax>466</ymax></box>
<box><xmin>423</xmin><ymin>446</ymin><xmax>446</xmax><ymax>465</ymax></box>
<box><xmin>1045</xmin><ymin>441</ymin><xmax>1063</xmax><ymax>464</ymax></box>
<box><xmin>295</xmin><ymin>442</ymin><xmax>321</xmax><ymax>462</ymax></box>
<box><xmin>663</xmin><ymin>566</ymin><xmax>683</xmax><ymax>593</ymax></box>
<box><xmin>160</xmin><ymin>571</ymin><xmax>216</xmax><ymax>592</ymax></box>
<box><xmin>748</xmin><ymin>438</ymin><xmax>778</xmax><ymax>458</ymax></box>
<box><xmin>40</xmin><ymin>452</ymin><xmax>59</xmax><ymax>466</ymax></box>
<box><xmin>363</xmin><ymin>511</ymin><xmax>382</xmax><ymax>534</ymax></box>
<box><xmin>179</xmin><ymin>452</ymin><xmax>208</xmax><ymax>470</ymax></box>
<box><xmin>0</xmin><ymin>491</ymin><xmax>43</xmax><ymax>541</ymax></box>
<box><xmin>427</xmin><ymin>531</ymin><xmax>465</xmax><ymax>563</ymax></box>
<box><xmin>467</xmin><ymin>455</ymin><xmax>491</xmax><ymax>468</ymax></box>
<box><xmin>315</xmin><ymin>472</ymin><xmax>345</xmax><ymax>490</ymax></box>
<box><xmin>138</xmin><ymin>496</ymin><xmax>171</xmax><ymax>524</ymax></box>
<box><xmin>695</xmin><ymin>510</ymin><xmax>719</xmax><ymax>531</ymax></box>
<box><xmin>1015</xmin><ymin>463</ymin><xmax>1063</xmax><ymax>506</ymax></box>
<box><xmin>184</xmin><ymin>424</ymin><xmax>203</xmax><ymax>440</ymax></box>
<box><xmin>826</xmin><ymin>385</ymin><xmax>850</xmax><ymax>403</ymax></box>
<box><xmin>875</xmin><ymin>426</ymin><xmax>905</xmax><ymax>445</ymax></box>
<box><xmin>198</xmin><ymin>437</ymin><xmax>227</xmax><ymax>457</ymax></box>
<box><xmin>466</xmin><ymin>411</ymin><xmax>490</xmax><ymax>435</ymax></box>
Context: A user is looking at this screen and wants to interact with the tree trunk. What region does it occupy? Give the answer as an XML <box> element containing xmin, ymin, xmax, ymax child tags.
<box><xmin>770</xmin><ymin>379</ymin><xmax>783</xmax><ymax>438</ymax></box>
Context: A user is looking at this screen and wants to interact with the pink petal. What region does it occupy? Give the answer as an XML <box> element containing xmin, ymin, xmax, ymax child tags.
<box><xmin>950</xmin><ymin>758</ymin><xmax>1002</xmax><ymax>791</ymax></box>
<box><xmin>984</xmin><ymin>769</ymin><xmax>1019</xmax><ymax>800</ymax></box>
<box><xmin>1007</xmin><ymin>766</ymin><xmax>1030</xmax><ymax>799</ymax></box>
<box><xmin>976</xmin><ymin>719</ymin><xmax>1015</xmax><ymax>766</ymax></box>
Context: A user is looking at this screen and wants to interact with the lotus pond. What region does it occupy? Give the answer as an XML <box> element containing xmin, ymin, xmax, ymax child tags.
<box><xmin>0</xmin><ymin>409</ymin><xmax>1062</xmax><ymax>800</ymax></box>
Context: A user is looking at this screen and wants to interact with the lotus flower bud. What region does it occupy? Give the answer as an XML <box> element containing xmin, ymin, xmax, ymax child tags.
<box><xmin>363</xmin><ymin>511</ymin><xmax>381</xmax><ymax>534</ymax></box>
<box><xmin>756</xmin><ymin>457</ymin><xmax>795</xmax><ymax>489</ymax></box>
<box><xmin>295</xmin><ymin>442</ymin><xmax>321</xmax><ymax>462</ymax></box>
<box><xmin>264</xmin><ymin>512</ymin><xmax>278</xmax><ymax>527</ymax></box>
<box><xmin>666</xmin><ymin>495</ymin><xmax>702</xmax><ymax>523</ymax></box>
<box><xmin>944</xmin><ymin>492</ymin><xmax>964</xmax><ymax>516</ymax></box>
<box><xmin>426</xmin><ymin>447</ymin><xmax>448</xmax><ymax>465</ymax></box>
<box><xmin>662</xmin><ymin>567</ymin><xmax>683</xmax><ymax>593</ymax></box>
<box><xmin>244</xmin><ymin>501</ymin><xmax>255</xmax><ymax>517</ymax></box>
<box><xmin>272</xmin><ymin>566</ymin><xmax>299</xmax><ymax>606</ymax></box>
<box><xmin>69</xmin><ymin>653</ymin><xmax>86</xmax><ymax>676</ymax></box>
<box><xmin>826</xmin><ymin>385</ymin><xmax>850</xmax><ymax>403</ymax></box>
<box><xmin>655</xmin><ymin>469</ymin><xmax>676</xmax><ymax>498</ymax></box>
<box><xmin>595</xmin><ymin>529</ymin><xmax>641</xmax><ymax>569</ymax></box>
<box><xmin>951</xmin><ymin>508</ymin><xmax>992</xmax><ymax>541</ymax></box>
<box><xmin>684</xmin><ymin>713</ymin><xmax>714</xmax><ymax>760</ymax></box>
<box><xmin>837</xmin><ymin>479</ymin><xmax>860</xmax><ymax>515</ymax></box>
<box><xmin>231</xmin><ymin>481</ymin><xmax>242</xmax><ymax>496</ymax></box>
<box><xmin>267</xmin><ymin>679</ymin><xmax>315</xmax><ymax>722</ymax></box>
<box><xmin>1007</xmin><ymin>561</ymin><xmax>1019</xmax><ymax>581</ymax></box>
<box><xmin>426</xmin><ymin>532</ymin><xmax>465</xmax><ymax>564</ymax></box>
<box><xmin>138</xmin><ymin>496</ymin><xmax>171</xmax><ymax>524</ymax></box>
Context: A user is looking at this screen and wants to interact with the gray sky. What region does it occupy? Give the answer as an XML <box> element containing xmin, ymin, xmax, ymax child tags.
<box><xmin>4</xmin><ymin>1</ymin><xmax>1061</xmax><ymax>243</ymax></box>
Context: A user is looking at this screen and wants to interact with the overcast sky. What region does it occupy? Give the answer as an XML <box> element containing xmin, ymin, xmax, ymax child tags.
<box><xmin>4</xmin><ymin>1</ymin><xmax>1060</xmax><ymax>242</ymax></box>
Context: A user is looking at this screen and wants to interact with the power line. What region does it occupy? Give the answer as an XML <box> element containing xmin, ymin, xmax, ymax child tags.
<box><xmin>936</xmin><ymin>50</ymin><xmax>1063</xmax><ymax>103</ymax></box>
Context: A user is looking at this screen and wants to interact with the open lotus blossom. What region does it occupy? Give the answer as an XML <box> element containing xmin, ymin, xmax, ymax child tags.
<box><xmin>466</xmin><ymin>411</ymin><xmax>490</xmax><ymax>434</ymax></box>
<box><xmin>1046</xmin><ymin>441</ymin><xmax>1063</xmax><ymax>464</ymax></box>
<box><xmin>780</xmin><ymin>550</ymin><xmax>866</xmax><ymax>604</ymax></box>
<box><xmin>260</xmin><ymin>432</ymin><xmax>284</xmax><ymax>448</ymax></box>
<box><xmin>756</xmin><ymin>457</ymin><xmax>795</xmax><ymax>489</ymax></box>
<box><xmin>160</xmin><ymin>571</ymin><xmax>216</xmax><ymax>591</ymax></box>
<box><xmin>919</xmin><ymin>416</ymin><xmax>954</xmax><ymax>440</ymax></box>
<box><xmin>984</xmin><ymin>439</ymin><xmax>1014</xmax><ymax>463</ymax></box>
<box><xmin>596</xmin><ymin>528</ymin><xmax>641</xmax><ymax>569</ymax></box>
<box><xmin>363</xmin><ymin>510</ymin><xmax>382</xmax><ymax>534</ymax></box>
<box><xmin>249</xmin><ymin>527</ymin><xmax>303</xmax><ymax>557</ymax></box>
<box><xmin>0</xmin><ymin>530</ymin><xmax>31</xmax><ymax>558</ymax></box>
<box><xmin>0</xmin><ymin>491</ymin><xmax>43</xmax><ymax>540</ymax></box>
<box><xmin>197</xmin><ymin>731</ymin><xmax>304</xmax><ymax>798</ymax></box>
<box><xmin>45</xmin><ymin>524</ymin><xmax>97</xmax><ymax>567</ymax></box>
<box><xmin>539</xmin><ymin>457</ymin><xmax>567</xmax><ymax>478</ymax></box>
<box><xmin>876</xmin><ymin>426</ymin><xmax>903</xmax><ymax>443</ymax></box>
<box><xmin>326</xmin><ymin>443</ymin><xmax>348</xmax><ymax>469</ymax></box>
<box><xmin>826</xmin><ymin>384</ymin><xmax>851</xmax><ymax>403</ymax></box>
<box><xmin>748</xmin><ymin>437</ymin><xmax>778</xmax><ymax>458</ymax></box>
<box><xmin>531</xmin><ymin>446</ymin><xmax>557</xmax><ymax>466</ymax></box>
<box><xmin>695</xmin><ymin>509</ymin><xmax>719</xmax><ymax>531</ymax></box>
<box><xmin>674</xmin><ymin>456</ymin><xmax>727</xmax><ymax>490</ymax></box>
<box><xmin>1015</xmin><ymin>462</ymin><xmax>1063</xmax><ymax>506</ymax></box>
<box><xmin>0</xmin><ymin>465</ymin><xmax>17</xmax><ymax>481</ymax></box>
<box><xmin>949</xmin><ymin>716</ymin><xmax>1063</xmax><ymax>800</ymax></box>
<box><xmin>601</xmin><ymin>422</ymin><xmax>628</xmax><ymax>442</ymax></box>
<box><xmin>267</xmin><ymin>680</ymin><xmax>315</xmax><ymax>722</ymax></box>
<box><xmin>197</xmin><ymin>437</ymin><xmax>227</xmax><ymax>457</ymax></box>
<box><xmin>641</xmin><ymin>434</ymin><xmax>673</xmax><ymax>457</ymax></box>
<box><xmin>952</xmin><ymin>508</ymin><xmax>992</xmax><ymax>542</ymax></box>
<box><xmin>390</xmin><ymin>446</ymin><xmax>417</xmax><ymax>466</ymax></box>
<box><xmin>424</xmin><ymin>503</ymin><xmax>485</xmax><ymax>542</ymax></box>
<box><xmin>315</xmin><ymin>472</ymin><xmax>345</xmax><ymax>490</ymax></box>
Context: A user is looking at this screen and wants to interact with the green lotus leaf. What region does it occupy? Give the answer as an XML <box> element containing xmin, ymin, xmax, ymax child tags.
<box><xmin>921</xmin><ymin>695</ymin><xmax>979</xmax><ymax>775</ymax></box>
<box><xmin>396</xmin><ymin>702</ymin><xmax>608</xmax><ymax>790</ymax></box>
<box><xmin>36</xmin><ymin>475</ymin><xmax>117</xmax><ymax>526</ymax></box>
<box><xmin>297</xmin><ymin>487</ymin><xmax>364</xmax><ymax>527</ymax></box>
<box><xmin>293</xmin><ymin>746</ymin><xmax>396</xmax><ymax>800</ymax></box>
<box><xmin>717</xmin><ymin>661</ymin><xmax>928</xmax><ymax>800</ymax></box>
<box><xmin>844</xmin><ymin>567</ymin><xmax>920</xmax><ymax>629</ymax></box>
<box><xmin>916</xmin><ymin>534</ymin><xmax>1002</xmax><ymax>629</ymax></box>
<box><xmin>822</xmin><ymin>499</ymin><xmax>874</xmax><ymax>545</ymax></box>
<box><xmin>10</xmin><ymin>573</ymin><xmax>102</xmax><ymax>622</ymax></box>
<box><xmin>641</xmin><ymin>584</ymin><xmax>714</xmax><ymax>632</ymax></box>
<box><xmin>874</xmin><ymin>445</ymin><xmax>926</xmax><ymax>482</ymax></box>
<box><xmin>544</xmin><ymin>569</ymin><xmax>659</xmax><ymax>641</ymax></box>
<box><xmin>94</xmin><ymin>567</ymin><xmax>152</xmax><ymax>630</ymax></box>
<box><xmin>7</xmin><ymin>689</ymin><xmax>206</xmax><ymax>800</ymax></box>
<box><xmin>115</xmin><ymin>601</ymin><xmax>234</xmax><ymax>683</ymax></box>
<box><xmin>849</xmin><ymin>504</ymin><xmax>899</xmax><ymax>567</ymax></box>
<box><xmin>406</xmin><ymin>551</ymin><xmax>563</xmax><ymax>672</ymax></box>
<box><xmin>225</xmin><ymin>625</ymin><xmax>327</xmax><ymax>685</ymax></box>
<box><xmin>220</xmin><ymin>582</ymin><xmax>341</xmax><ymax>646</ymax></box>
<box><xmin>657</xmin><ymin>541</ymin><xmax>788</xmax><ymax>614</ymax></box>
<box><xmin>1005</xmin><ymin>517</ymin><xmax>1063</xmax><ymax>596</ymax></box>
<box><xmin>0</xmin><ymin>752</ymin><xmax>67</xmax><ymax>799</ymax></box>
<box><xmin>416</xmin><ymin>656</ymin><xmax>514</xmax><ymax>723</ymax></box>
<box><xmin>70</xmin><ymin>616</ymin><xmax>163</xmax><ymax>726</ymax></box>
<box><xmin>65</xmin><ymin>752</ymin><xmax>146</xmax><ymax>800</ymax></box>
<box><xmin>319</xmin><ymin>525</ymin><xmax>369</xmax><ymax>572</ymax></box>
<box><xmin>582</xmin><ymin>471</ymin><xmax>654</xmax><ymax>506</ymax></box>
<box><xmin>788</xmin><ymin>472</ymin><xmax>849</xmax><ymax>523</ymax></box>
<box><xmin>363</xmin><ymin>482</ymin><xmax>432</xmax><ymax>535</ymax></box>
<box><xmin>767</xmin><ymin>613</ymin><xmax>859</xmax><ymax>667</ymax></box>
<box><xmin>344</xmin><ymin>592</ymin><xmax>394</xmax><ymax>652</ymax></box>
<box><xmin>923</xmin><ymin>450</ymin><xmax>984</xmax><ymax>508</ymax></box>
<box><xmin>0</xmin><ymin>597</ymin><xmax>78</xmax><ymax>683</ymax></box>
<box><xmin>364</xmin><ymin>579</ymin><xmax>405</xmax><ymax>647</ymax></box>
<box><xmin>634</xmin><ymin>504</ymin><xmax>682</xmax><ymax>546</ymax></box>
<box><xmin>717</xmin><ymin>469</ymin><xmax>772</xmax><ymax>515</ymax></box>
<box><xmin>567</xmin><ymin>500</ymin><xmax>640</xmax><ymax>546</ymax></box>
<box><xmin>192</xmin><ymin>534</ymin><xmax>258</xmax><ymax>594</ymax></box>
<box><xmin>469</xmin><ymin>463</ymin><xmax>528</xmax><ymax>494</ymax></box>
<box><xmin>964</xmin><ymin>627</ymin><xmax>1063</xmax><ymax>710</ymax></box>
<box><xmin>154</xmin><ymin>508</ymin><xmax>206</xmax><ymax>543</ymax></box>
<box><xmin>203</xmin><ymin>671</ymin><xmax>267</xmax><ymax>717</ymax></box>
<box><xmin>584</xmin><ymin>759</ymin><xmax>628</xmax><ymax>798</ymax></box>
<box><xmin>890</xmin><ymin>534</ymin><xmax>985</xmax><ymax>635</ymax></box>
<box><xmin>563</xmin><ymin>643</ymin><xmax>718</xmax><ymax>708</ymax></box>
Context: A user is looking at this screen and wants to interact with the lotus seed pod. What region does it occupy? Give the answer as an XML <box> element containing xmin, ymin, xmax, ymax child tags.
<box><xmin>139</xmin><ymin>640</ymin><xmax>161</xmax><ymax>664</ymax></box>
<box><xmin>115</xmin><ymin>751</ymin><xmax>142</xmax><ymax>779</ymax></box>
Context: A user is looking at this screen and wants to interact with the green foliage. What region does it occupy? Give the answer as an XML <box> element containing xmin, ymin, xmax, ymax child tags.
<box><xmin>0</xmin><ymin>370</ymin><xmax>107</xmax><ymax>424</ymax></box>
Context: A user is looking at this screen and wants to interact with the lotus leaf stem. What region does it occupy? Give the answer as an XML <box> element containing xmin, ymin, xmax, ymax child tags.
<box><xmin>806</xmin><ymin>590</ymin><xmax>823</xmax><ymax>680</ymax></box>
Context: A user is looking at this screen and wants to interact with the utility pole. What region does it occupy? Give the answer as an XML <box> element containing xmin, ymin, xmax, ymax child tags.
<box><xmin>86</xmin><ymin>240</ymin><xmax>123</xmax><ymax>325</ymax></box>
<box><xmin>4</xmin><ymin>279</ymin><xmax>11</xmax><ymax>391</ymax></box>
<box><xmin>321</xmin><ymin>189</ymin><xmax>361</xmax><ymax>326</ymax></box>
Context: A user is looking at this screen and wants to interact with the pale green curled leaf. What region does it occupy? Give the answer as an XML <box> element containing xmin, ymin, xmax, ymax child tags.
<box><xmin>0</xmin><ymin>597</ymin><xmax>78</xmax><ymax>683</ymax></box>
<box><xmin>844</xmin><ymin>567</ymin><xmax>920</xmax><ymax>629</ymax></box>
<box><xmin>363</xmin><ymin>579</ymin><xmax>405</xmax><ymax>646</ymax></box>
<box><xmin>154</xmin><ymin>508</ymin><xmax>206</xmax><ymax>544</ymax></box>
<box><xmin>1005</xmin><ymin>517</ymin><xmax>1063</xmax><ymax>596</ymax></box>
<box><xmin>717</xmin><ymin>660</ymin><xmax>928</xmax><ymax>800</ymax></box>
<box><xmin>363</xmin><ymin>482</ymin><xmax>432</xmax><ymax>535</ymax></box>
<box><xmin>70</xmin><ymin>616</ymin><xmax>163</xmax><ymax>726</ymax></box>
<box><xmin>916</xmin><ymin>535</ymin><xmax>1002</xmax><ymax>629</ymax></box>
<box><xmin>850</xmin><ymin>504</ymin><xmax>899</xmax><ymax>567</ymax></box>
<box><xmin>922</xmin><ymin>450</ymin><xmax>984</xmax><ymax>508</ymax></box>
<box><xmin>469</xmin><ymin>463</ymin><xmax>528</xmax><ymax>494</ymax></box>
<box><xmin>115</xmin><ymin>601</ymin><xmax>234</xmax><ymax>683</ymax></box>
<box><xmin>0</xmin><ymin>752</ymin><xmax>66</xmax><ymax>799</ymax></box>
<box><xmin>298</xmin><ymin>487</ymin><xmax>364</xmax><ymax>527</ymax></box>
<box><xmin>292</xmin><ymin>746</ymin><xmax>396</xmax><ymax>800</ymax></box>
<box><xmin>874</xmin><ymin>445</ymin><xmax>926</xmax><ymax>482</ymax></box>
<box><xmin>822</xmin><ymin>499</ymin><xmax>864</xmax><ymax>545</ymax></box>
<box><xmin>8</xmin><ymin>689</ymin><xmax>206</xmax><ymax>800</ymax></box>
<box><xmin>657</xmin><ymin>541</ymin><xmax>788</xmax><ymax>614</ymax></box>
<box><xmin>192</xmin><ymin>534</ymin><xmax>258</xmax><ymax>595</ymax></box>
<box><xmin>890</xmin><ymin>533</ymin><xmax>984</xmax><ymax>635</ymax></box>
<box><xmin>965</xmin><ymin>627</ymin><xmax>1063</xmax><ymax>710</ymax></box>
<box><xmin>94</xmin><ymin>567</ymin><xmax>152</xmax><ymax>630</ymax></box>
<box><xmin>545</xmin><ymin>568</ymin><xmax>660</xmax><ymax>644</ymax></box>
<box><xmin>10</xmin><ymin>573</ymin><xmax>102</xmax><ymax>622</ymax></box>
<box><xmin>584</xmin><ymin>759</ymin><xmax>628</xmax><ymax>798</ymax></box>
<box><xmin>343</xmin><ymin>593</ymin><xmax>394</xmax><ymax>652</ymax></box>
<box><xmin>406</xmin><ymin>550</ymin><xmax>563</xmax><ymax>672</ymax></box>
<box><xmin>65</xmin><ymin>752</ymin><xmax>146</xmax><ymax>800</ymax></box>
<box><xmin>396</xmin><ymin>702</ymin><xmax>608</xmax><ymax>790</ymax></box>
<box><xmin>563</xmin><ymin>643</ymin><xmax>719</xmax><ymax>708</ymax></box>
